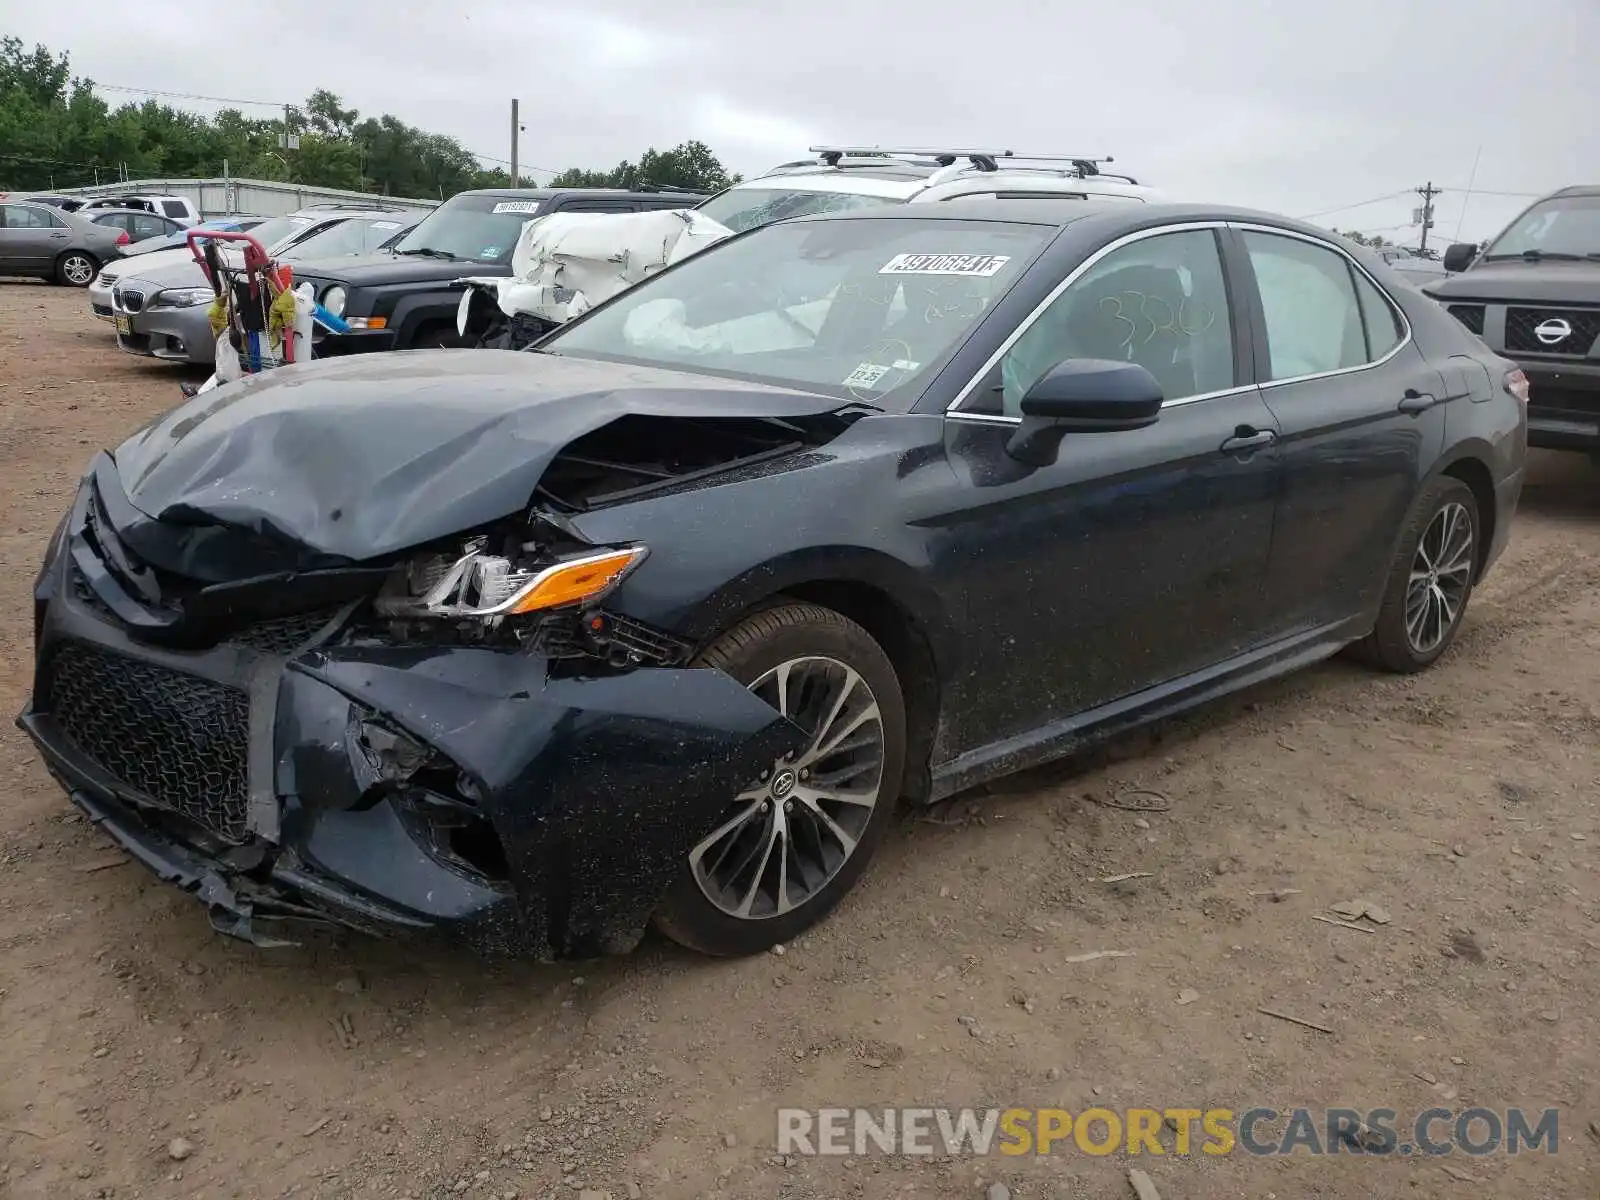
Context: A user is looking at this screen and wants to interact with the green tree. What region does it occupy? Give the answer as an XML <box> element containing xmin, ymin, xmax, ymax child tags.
<box><xmin>0</xmin><ymin>38</ymin><xmax>736</xmax><ymax>203</ymax></box>
<box><xmin>548</xmin><ymin>140</ymin><xmax>739</xmax><ymax>193</ymax></box>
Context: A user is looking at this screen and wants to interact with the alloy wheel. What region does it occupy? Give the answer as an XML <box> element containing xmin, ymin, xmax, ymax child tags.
<box><xmin>62</xmin><ymin>255</ymin><xmax>94</xmax><ymax>286</ymax></box>
<box><xmin>689</xmin><ymin>655</ymin><xmax>886</xmax><ymax>920</ymax></box>
<box><xmin>1405</xmin><ymin>500</ymin><xmax>1473</xmax><ymax>655</ymax></box>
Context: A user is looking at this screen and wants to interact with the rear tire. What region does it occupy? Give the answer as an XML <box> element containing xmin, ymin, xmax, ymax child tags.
<box><xmin>56</xmin><ymin>251</ymin><xmax>97</xmax><ymax>288</ymax></box>
<box><xmin>1353</xmin><ymin>475</ymin><xmax>1479</xmax><ymax>673</ymax></box>
<box><xmin>653</xmin><ymin>603</ymin><xmax>906</xmax><ymax>956</ymax></box>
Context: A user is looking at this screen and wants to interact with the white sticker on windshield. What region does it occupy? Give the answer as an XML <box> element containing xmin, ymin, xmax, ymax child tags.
<box><xmin>879</xmin><ymin>253</ymin><xmax>1010</xmax><ymax>277</ymax></box>
<box><xmin>491</xmin><ymin>201</ymin><xmax>541</xmax><ymax>214</ymax></box>
<box><xmin>843</xmin><ymin>362</ymin><xmax>891</xmax><ymax>388</ymax></box>
<box><xmin>371</xmin><ymin>221</ymin><xmax>401</xmax><ymax>230</ymax></box>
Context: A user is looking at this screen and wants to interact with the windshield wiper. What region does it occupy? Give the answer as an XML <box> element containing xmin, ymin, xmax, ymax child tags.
<box><xmin>395</xmin><ymin>247</ymin><xmax>460</xmax><ymax>260</ymax></box>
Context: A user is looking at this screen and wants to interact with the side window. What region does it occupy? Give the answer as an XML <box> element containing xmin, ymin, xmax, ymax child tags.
<box><xmin>4</xmin><ymin>205</ymin><xmax>57</xmax><ymax>229</ymax></box>
<box><xmin>1242</xmin><ymin>231</ymin><xmax>1367</xmax><ymax>381</ymax></box>
<box><xmin>132</xmin><ymin>215</ymin><xmax>168</xmax><ymax>240</ymax></box>
<box><xmin>1352</xmin><ymin>269</ymin><xmax>1404</xmax><ymax>359</ymax></box>
<box><xmin>979</xmin><ymin>228</ymin><xmax>1235</xmax><ymax>416</ymax></box>
<box><xmin>161</xmin><ymin>200</ymin><xmax>188</xmax><ymax>219</ymax></box>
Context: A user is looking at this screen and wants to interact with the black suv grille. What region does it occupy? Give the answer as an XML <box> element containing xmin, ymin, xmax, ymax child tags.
<box><xmin>1447</xmin><ymin>305</ymin><xmax>1485</xmax><ymax>336</ymax></box>
<box><xmin>43</xmin><ymin>641</ymin><xmax>251</xmax><ymax>843</ymax></box>
<box><xmin>1504</xmin><ymin>307</ymin><xmax>1600</xmax><ymax>356</ymax></box>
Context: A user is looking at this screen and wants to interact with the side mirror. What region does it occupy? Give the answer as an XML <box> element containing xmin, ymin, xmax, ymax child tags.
<box><xmin>1442</xmin><ymin>243</ymin><xmax>1478</xmax><ymax>273</ymax></box>
<box><xmin>1006</xmin><ymin>359</ymin><xmax>1164</xmax><ymax>466</ymax></box>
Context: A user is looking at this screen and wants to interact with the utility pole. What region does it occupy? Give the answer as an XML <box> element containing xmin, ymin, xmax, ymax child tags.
<box><xmin>1415</xmin><ymin>181</ymin><xmax>1442</xmax><ymax>254</ymax></box>
<box><xmin>510</xmin><ymin>98</ymin><xmax>520</xmax><ymax>187</ymax></box>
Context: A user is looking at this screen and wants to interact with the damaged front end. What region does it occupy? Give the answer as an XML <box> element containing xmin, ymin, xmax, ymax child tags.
<box><xmin>19</xmin><ymin>443</ymin><xmax>814</xmax><ymax>958</ymax></box>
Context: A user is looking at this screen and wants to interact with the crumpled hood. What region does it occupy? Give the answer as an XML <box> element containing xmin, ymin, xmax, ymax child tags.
<box><xmin>1424</xmin><ymin>259</ymin><xmax>1600</xmax><ymax>305</ymax></box>
<box><xmin>112</xmin><ymin>349</ymin><xmax>852</xmax><ymax>563</ymax></box>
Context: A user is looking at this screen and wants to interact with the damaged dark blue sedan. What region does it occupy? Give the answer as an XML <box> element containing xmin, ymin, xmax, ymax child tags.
<box><xmin>21</xmin><ymin>198</ymin><xmax>1527</xmax><ymax>960</ymax></box>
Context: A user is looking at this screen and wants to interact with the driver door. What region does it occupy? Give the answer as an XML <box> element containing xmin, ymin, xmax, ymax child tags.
<box><xmin>933</xmin><ymin>225</ymin><xmax>1284</xmax><ymax>756</ymax></box>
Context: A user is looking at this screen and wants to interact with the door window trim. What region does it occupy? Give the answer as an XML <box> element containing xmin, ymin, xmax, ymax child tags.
<box><xmin>1231</xmin><ymin>222</ymin><xmax>1414</xmax><ymax>390</ymax></box>
<box><xmin>945</xmin><ymin>221</ymin><xmax>1254</xmax><ymax>424</ymax></box>
<box><xmin>946</xmin><ymin>219</ymin><xmax>1416</xmax><ymax>427</ymax></box>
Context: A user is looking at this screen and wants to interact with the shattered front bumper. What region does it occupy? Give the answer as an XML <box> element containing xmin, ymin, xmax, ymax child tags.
<box><xmin>19</xmin><ymin>499</ymin><xmax>802</xmax><ymax>960</ymax></box>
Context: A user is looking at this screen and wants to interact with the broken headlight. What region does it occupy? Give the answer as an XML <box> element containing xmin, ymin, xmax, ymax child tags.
<box><xmin>377</xmin><ymin>536</ymin><xmax>648</xmax><ymax>623</ymax></box>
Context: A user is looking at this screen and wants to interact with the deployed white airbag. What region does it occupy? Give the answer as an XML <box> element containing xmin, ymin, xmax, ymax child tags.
<box><xmin>456</xmin><ymin>208</ymin><xmax>733</xmax><ymax>332</ymax></box>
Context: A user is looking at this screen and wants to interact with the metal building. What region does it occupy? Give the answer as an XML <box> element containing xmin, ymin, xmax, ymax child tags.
<box><xmin>50</xmin><ymin>176</ymin><xmax>441</xmax><ymax>218</ymax></box>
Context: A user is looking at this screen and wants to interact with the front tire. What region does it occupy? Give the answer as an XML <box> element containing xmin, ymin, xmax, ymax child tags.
<box><xmin>56</xmin><ymin>251</ymin><xmax>97</xmax><ymax>288</ymax></box>
<box><xmin>1355</xmin><ymin>475</ymin><xmax>1479</xmax><ymax>672</ymax></box>
<box><xmin>653</xmin><ymin>603</ymin><xmax>906</xmax><ymax>956</ymax></box>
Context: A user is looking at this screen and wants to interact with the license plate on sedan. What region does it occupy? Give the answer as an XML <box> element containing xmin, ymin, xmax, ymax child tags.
<box><xmin>114</xmin><ymin>316</ymin><xmax>131</xmax><ymax>335</ymax></box>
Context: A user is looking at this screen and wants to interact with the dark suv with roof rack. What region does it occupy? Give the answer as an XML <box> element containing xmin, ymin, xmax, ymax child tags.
<box><xmin>290</xmin><ymin>187</ymin><xmax>705</xmax><ymax>353</ymax></box>
<box><xmin>1425</xmin><ymin>184</ymin><xmax>1600</xmax><ymax>458</ymax></box>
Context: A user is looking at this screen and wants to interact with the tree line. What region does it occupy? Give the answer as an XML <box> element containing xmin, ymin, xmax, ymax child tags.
<box><xmin>0</xmin><ymin>38</ymin><xmax>740</xmax><ymax>200</ymax></box>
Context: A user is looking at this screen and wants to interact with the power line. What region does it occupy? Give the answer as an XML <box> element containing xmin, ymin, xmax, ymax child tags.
<box><xmin>93</xmin><ymin>82</ymin><xmax>287</xmax><ymax>109</ymax></box>
<box><xmin>1297</xmin><ymin>191</ymin><xmax>1412</xmax><ymax>220</ymax></box>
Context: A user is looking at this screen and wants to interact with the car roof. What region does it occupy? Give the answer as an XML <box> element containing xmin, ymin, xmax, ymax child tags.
<box><xmin>1549</xmin><ymin>184</ymin><xmax>1600</xmax><ymax>200</ymax></box>
<box><xmin>289</xmin><ymin>207</ymin><xmax>425</xmax><ymax>220</ymax></box>
<box><xmin>791</xmin><ymin>196</ymin><xmax>1361</xmax><ymax>242</ymax></box>
<box><xmin>454</xmin><ymin>187</ymin><xmax>702</xmax><ymax>200</ymax></box>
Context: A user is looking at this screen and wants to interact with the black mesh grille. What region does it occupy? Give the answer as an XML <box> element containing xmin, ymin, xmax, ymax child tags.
<box><xmin>1504</xmin><ymin>307</ymin><xmax>1600</xmax><ymax>355</ymax></box>
<box><xmin>231</xmin><ymin>609</ymin><xmax>340</xmax><ymax>653</ymax></box>
<box><xmin>43</xmin><ymin>641</ymin><xmax>251</xmax><ymax>843</ymax></box>
<box><xmin>1447</xmin><ymin>305</ymin><xmax>1485</xmax><ymax>336</ymax></box>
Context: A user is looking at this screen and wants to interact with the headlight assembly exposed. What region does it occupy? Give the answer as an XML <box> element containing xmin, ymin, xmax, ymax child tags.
<box><xmin>383</xmin><ymin>541</ymin><xmax>648</xmax><ymax>621</ymax></box>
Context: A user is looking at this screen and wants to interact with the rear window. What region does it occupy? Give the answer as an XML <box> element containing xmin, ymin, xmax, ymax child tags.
<box><xmin>696</xmin><ymin>187</ymin><xmax>902</xmax><ymax>234</ymax></box>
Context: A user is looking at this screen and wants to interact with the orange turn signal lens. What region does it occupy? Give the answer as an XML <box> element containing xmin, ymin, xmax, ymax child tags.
<box><xmin>506</xmin><ymin>547</ymin><xmax>647</xmax><ymax>615</ymax></box>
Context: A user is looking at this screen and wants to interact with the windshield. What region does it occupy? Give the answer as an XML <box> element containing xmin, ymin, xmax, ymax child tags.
<box><xmin>246</xmin><ymin>215</ymin><xmax>316</xmax><ymax>253</ymax></box>
<box><xmin>286</xmin><ymin>215</ymin><xmax>411</xmax><ymax>259</ymax></box>
<box><xmin>696</xmin><ymin>187</ymin><xmax>903</xmax><ymax>234</ymax></box>
<box><xmin>1484</xmin><ymin>195</ymin><xmax>1600</xmax><ymax>259</ymax></box>
<box><xmin>127</xmin><ymin>217</ymin><xmax>263</xmax><ymax>255</ymax></box>
<box><xmin>544</xmin><ymin>217</ymin><xmax>1048</xmax><ymax>402</ymax></box>
<box><xmin>388</xmin><ymin>194</ymin><xmax>546</xmax><ymax>264</ymax></box>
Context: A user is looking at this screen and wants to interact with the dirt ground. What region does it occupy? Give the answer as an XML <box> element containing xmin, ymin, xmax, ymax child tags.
<box><xmin>0</xmin><ymin>280</ymin><xmax>1595</xmax><ymax>1200</ymax></box>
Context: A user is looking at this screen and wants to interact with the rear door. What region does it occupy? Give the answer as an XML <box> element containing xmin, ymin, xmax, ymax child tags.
<box><xmin>936</xmin><ymin>223</ymin><xmax>1282</xmax><ymax>754</ymax></box>
<box><xmin>1228</xmin><ymin>225</ymin><xmax>1450</xmax><ymax>635</ymax></box>
<box><xmin>0</xmin><ymin>203</ymin><xmax>67</xmax><ymax>272</ymax></box>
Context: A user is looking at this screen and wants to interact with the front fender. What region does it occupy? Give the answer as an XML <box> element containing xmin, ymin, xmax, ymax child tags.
<box><xmin>291</xmin><ymin>646</ymin><xmax>805</xmax><ymax>958</ymax></box>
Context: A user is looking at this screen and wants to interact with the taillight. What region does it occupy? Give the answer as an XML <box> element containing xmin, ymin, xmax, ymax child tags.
<box><xmin>115</xmin><ymin>230</ymin><xmax>130</xmax><ymax>245</ymax></box>
<box><xmin>1504</xmin><ymin>368</ymin><xmax>1530</xmax><ymax>406</ymax></box>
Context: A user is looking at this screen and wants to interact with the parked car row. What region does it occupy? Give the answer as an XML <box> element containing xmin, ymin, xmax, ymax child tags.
<box><xmin>101</xmin><ymin>204</ymin><xmax>427</xmax><ymax>364</ymax></box>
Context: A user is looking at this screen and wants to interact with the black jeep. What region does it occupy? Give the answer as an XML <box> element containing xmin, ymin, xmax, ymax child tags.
<box><xmin>290</xmin><ymin>186</ymin><xmax>704</xmax><ymax>355</ymax></box>
<box><xmin>1426</xmin><ymin>185</ymin><xmax>1600</xmax><ymax>458</ymax></box>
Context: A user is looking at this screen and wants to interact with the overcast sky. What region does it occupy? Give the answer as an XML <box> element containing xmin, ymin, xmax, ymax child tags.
<box><xmin>12</xmin><ymin>0</ymin><xmax>1599</xmax><ymax>242</ymax></box>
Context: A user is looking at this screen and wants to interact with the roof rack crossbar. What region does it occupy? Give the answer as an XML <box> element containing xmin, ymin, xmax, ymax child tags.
<box><xmin>807</xmin><ymin>147</ymin><xmax>1129</xmax><ymax>179</ymax></box>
